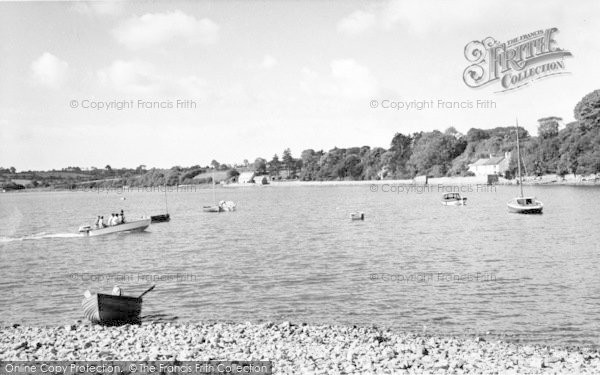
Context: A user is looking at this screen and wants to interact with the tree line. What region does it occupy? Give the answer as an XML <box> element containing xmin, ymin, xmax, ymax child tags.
<box><xmin>2</xmin><ymin>90</ymin><xmax>599</xmax><ymax>189</ymax></box>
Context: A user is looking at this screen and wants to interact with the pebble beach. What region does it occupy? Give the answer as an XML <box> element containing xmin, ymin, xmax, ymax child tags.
<box><xmin>2</xmin><ymin>322</ymin><xmax>600</xmax><ymax>374</ymax></box>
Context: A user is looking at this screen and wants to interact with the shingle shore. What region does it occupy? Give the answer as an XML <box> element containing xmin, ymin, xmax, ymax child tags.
<box><xmin>2</xmin><ymin>321</ymin><xmax>600</xmax><ymax>374</ymax></box>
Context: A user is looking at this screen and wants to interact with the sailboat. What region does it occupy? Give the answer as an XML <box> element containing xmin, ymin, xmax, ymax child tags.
<box><xmin>507</xmin><ymin>119</ymin><xmax>543</xmax><ymax>214</ymax></box>
<box><xmin>151</xmin><ymin>184</ymin><xmax>170</xmax><ymax>223</ymax></box>
<box><xmin>203</xmin><ymin>168</ymin><xmax>224</xmax><ymax>212</ymax></box>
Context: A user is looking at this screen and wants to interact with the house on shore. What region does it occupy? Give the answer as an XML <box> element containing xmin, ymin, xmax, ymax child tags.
<box><xmin>468</xmin><ymin>152</ymin><xmax>511</xmax><ymax>177</ymax></box>
<box><xmin>237</xmin><ymin>171</ymin><xmax>256</xmax><ymax>184</ymax></box>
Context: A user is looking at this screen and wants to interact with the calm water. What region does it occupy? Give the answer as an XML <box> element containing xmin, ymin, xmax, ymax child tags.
<box><xmin>1</xmin><ymin>184</ymin><xmax>600</xmax><ymax>347</ymax></box>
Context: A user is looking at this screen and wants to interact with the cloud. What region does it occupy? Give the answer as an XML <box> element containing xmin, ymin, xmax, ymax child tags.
<box><xmin>97</xmin><ymin>60</ymin><xmax>161</xmax><ymax>95</ymax></box>
<box><xmin>31</xmin><ymin>53</ymin><xmax>68</xmax><ymax>89</ymax></box>
<box><xmin>261</xmin><ymin>55</ymin><xmax>278</xmax><ymax>69</ymax></box>
<box><xmin>113</xmin><ymin>10</ymin><xmax>219</xmax><ymax>49</ymax></box>
<box><xmin>338</xmin><ymin>0</ymin><xmax>503</xmax><ymax>36</ymax></box>
<box><xmin>330</xmin><ymin>59</ymin><xmax>378</xmax><ymax>99</ymax></box>
<box><xmin>337</xmin><ymin>10</ymin><xmax>376</xmax><ymax>35</ymax></box>
<box><xmin>97</xmin><ymin>60</ymin><xmax>207</xmax><ymax>98</ymax></box>
<box><xmin>300</xmin><ymin>60</ymin><xmax>378</xmax><ymax>100</ymax></box>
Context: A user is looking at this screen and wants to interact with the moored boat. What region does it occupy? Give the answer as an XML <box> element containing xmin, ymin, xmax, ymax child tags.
<box><xmin>78</xmin><ymin>218</ymin><xmax>150</xmax><ymax>236</ymax></box>
<box><xmin>151</xmin><ymin>184</ymin><xmax>171</xmax><ymax>223</ymax></box>
<box><xmin>507</xmin><ymin>197</ymin><xmax>543</xmax><ymax>214</ymax></box>
<box><xmin>441</xmin><ymin>192</ymin><xmax>467</xmax><ymax>206</ymax></box>
<box><xmin>203</xmin><ymin>169</ymin><xmax>236</xmax><ymax>213</ymax></box>
<box><xmin>507</xmin><ymin>119</ymin><xmax>543</xmax><ymax>214</ymax></box>
<box><xmin>203</xmin><ymin>205</ymin><xmax>223</xmax><ymax>213</ymax></box>
<box><xmin>82</xmin><ymin>285</ymin><xmax>154</xmax><ymax>325</ymax></box>
<box><xmin>151</xmin><ymin>213</ymin><xmax>170</xmax><ymax>223</ymax></box>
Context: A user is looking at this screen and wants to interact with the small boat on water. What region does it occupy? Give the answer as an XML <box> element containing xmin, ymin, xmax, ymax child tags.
<box><xmin>350</xmin><ymin>212</ymin><xmax>365</xmax><ymax>220</ymax></box>
<box><xmin>151</xmin><ymin>213</ymin><xmax>170</xmax><ymax>223</ymax></box>
<box><xmin>203</xmin><ymin>205</ymin><xmax>223</xmax><ymax>213</ymax></box>
<box><xmin>151</xmin><ymin>184</ymin><xmax>171</xmax><ymax>223</ymax></box>
<box><xmin>507</xmin><ymin>119</ymin><xmax>543</xmax><ymax>214</ymax></box>
<box><xmin>203</xmin><ymin>169</ymin><xmax>236</xmax><ymax>213</ymax></box>
<box><xmin>507</xmin><ymin>197</ymin><xmax>543</xmax><ymax>214</ymax></box>
<box><xmin>82</xmin><ymin>285</ymin><xmax>155</xmax><ymax>325</ymax></box>
<box><xmin>441</xmin><ymin>192</ymin><xmax>467</xmax><ymax>206</ymax></box>
<box><xmin>203</xmin><ymin>201</ymin><xmax>236</xmax><ymax>213</ymax></box>
<box><xmin>78</xmin><ymin>218</ymin><xmax>150</xmax><ymax>236</ymax></box>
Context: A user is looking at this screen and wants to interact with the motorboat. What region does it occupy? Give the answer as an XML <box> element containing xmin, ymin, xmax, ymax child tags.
<box><xmin>350</xmin><ymin>212</ymin><xmax>365</xmax><ymax>220</ymax></box>
<box><xmin>78</xmin><ymin>218</ymin><xmax>151</xmax><ymax>236</ymax></box>
<box><xmin>441</xmin><ymin>192</ymin><xmax>467</xmax><ymax>206</ymax></box>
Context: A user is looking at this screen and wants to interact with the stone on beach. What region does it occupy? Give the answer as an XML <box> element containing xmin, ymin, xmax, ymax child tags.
<box><xmin>2</xmin><ymin>322</ymin><xmax>600</xmax><ymax>374</ymax></box>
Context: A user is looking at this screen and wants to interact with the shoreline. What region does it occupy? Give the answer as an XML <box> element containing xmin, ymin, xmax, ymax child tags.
<box><xmin>2</xmin><ymin>174</ymin><xmax>600</xmax><ymax>194</ymax></box>
<box><xmin>2</xmin><ymin>322</ymin><xmax>600</xmax><ymax>373</ymax></box>
<box><xmin>225</xmin><ymin>174</ymin><xmax>600</xmax><ymax>188</ymax></box>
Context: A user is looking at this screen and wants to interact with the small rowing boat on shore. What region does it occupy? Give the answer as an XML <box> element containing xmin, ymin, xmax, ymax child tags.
<box><xmin>82</xmin><ymin>285</ymin><xmax>155</xmax><ymax>325</ymax></box>
<box><xmin>441</xmin><ymin>192</ymin><xmax>467</xmax><ymax>206</ymax></box>
<box><xmin>78</xmin><ymin>218</ymin><xmax>150</xmax><ymax>236</ymax></box>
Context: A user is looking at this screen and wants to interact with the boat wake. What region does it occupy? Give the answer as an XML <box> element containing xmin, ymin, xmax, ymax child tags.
<box><xmin>0</xmin><ymin>232</ymin><xmax>84</xmax><ymax>243</ymax></box>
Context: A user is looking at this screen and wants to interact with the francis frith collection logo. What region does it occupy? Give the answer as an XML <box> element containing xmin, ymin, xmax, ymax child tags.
<box><xmin>463</xmin><ymin>28</ymin><xmax>572</xmax><ymax>92</ymax></box>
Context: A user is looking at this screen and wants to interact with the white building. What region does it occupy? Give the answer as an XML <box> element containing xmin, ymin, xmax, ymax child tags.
<box><xmin>238</xmin><ymin>172</ymin><xmax>255</xmax><ymax>183</ymax></box>
<box><xmin>468</xmin><ymin>152</ymin><xmax>511</xmax><ymax>176</ymax></box>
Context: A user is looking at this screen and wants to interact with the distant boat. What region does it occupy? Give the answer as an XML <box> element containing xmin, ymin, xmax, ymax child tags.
<box><xmin>350</xmin><ymin>212</ymin><xmax>365</xmax><ymax>220</ymax></box>
<box><xmin>204</xmin><ymin>169</ymin><xmax>236</xmax><ymax>213</ymax></box>
<box><xmin>203</xmin><ymin>201</ymin><xmax>236</xmax><ymax>213</ymax></box>
<box><xmin>507</xmin><ymin>119</ymin><xmax>543</xmax><ymax>214</ymax></box>
<box><xmin>507</xmin><ymin>197</ymin><xmax>543</xmax><ymax>214</ymax></box>
<box><xmin>151</xmin><ymin>213</ymin><xmax>170</xmax><ymax>223</ymax></box>
<box><xmin>78</xmin><ymin>218</ymin><xmax>150</xmax><ymax>236</ymax></box>
<box><xmin>203</xmin><ymin>205</ymin><xmax>223</xmax><ymax>213</ymax></box>
<box><xmin>151</xmin><ymin>184</ymin><xmax>170</xmax><ymax>223</ymax></box>
<box><xmin>82</xmin><ymin>285</ymin><xmax>154</xmax><ymax>325</ymax></box>
<box><xmin>441</xmin><ymin>192</ymin><xmax>467</xmax><ymax>206</ymax></box>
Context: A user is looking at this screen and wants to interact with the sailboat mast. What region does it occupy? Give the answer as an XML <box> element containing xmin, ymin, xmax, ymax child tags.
<box><xmin>515</xmin><ymin>119</ymin><xmax>524</xmax><ymax>197</ymax></box>
<box><xmin>212</xmin><ymin>168</ymin><xmax>216</xmax><ymax>203</ymax></box>
<box><xmin>164</xmin><ymin>183</ymin><xmax>168</xmax><ymax>214</ymax></box>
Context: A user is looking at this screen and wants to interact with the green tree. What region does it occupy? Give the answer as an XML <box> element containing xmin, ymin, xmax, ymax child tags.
<box><xmin>282</xmin><ymin>148</ymin><xmax>294</xmax><ymax>176</ymax></box>
<box><xmin>574</xmin><ymin>89</ymin><xmax>600</xmax><ymax>130</ymax></box>
<box><xmin>268</xmin><ymin>154</ymin><xmax>280</xmax><ymax>175</ymax></box>
<box><xmin>254</xmin><ymin>158</ymin><xmax>267</xmax><ymax>174</ymax></box>
<box><xmin>537</xmin><ymin>117</ymin><xmax>561</xmax><ymax>139</ymax></box>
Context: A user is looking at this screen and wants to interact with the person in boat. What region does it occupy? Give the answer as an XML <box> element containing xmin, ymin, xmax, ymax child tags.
<box><xmin>120</xmin><ymin>209</ymin><xmax>125</xmax><ymax>223</ymax></box>
<box><xmin>99</xmin><ymin>216</ymin><xmax>104</xmax><ymax>228</ymax></box>
<box><xmin>95</xmin><ymin>216</ymin><xmax>102</xmax><ymax>228</ymax></box>
<box><xmin>115</xmin><ymin>213</ymin><xmax>122</xmax><ymax>225</ymax></box>
<box><xmin>109</xmin><ymin>213</ymin><xmax>117</xmax><ymax>226</ymax></box>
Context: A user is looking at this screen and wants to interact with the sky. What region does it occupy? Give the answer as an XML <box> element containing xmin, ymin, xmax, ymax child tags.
<box><xmin>1</xmin><ymin>0</ymin><xmax>599</xmax><ymax>171</ymax></box>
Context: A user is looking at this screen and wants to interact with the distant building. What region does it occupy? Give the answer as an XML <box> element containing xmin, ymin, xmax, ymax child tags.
<box><xmin>238</xmin><ymin>172</ymin><xmax>255</xmax><ymax>183</ymax></box>
<box><xmin>468</xmin><ymin>152</ymin><xmax>511</xmax><ymax>176</ymax></box>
